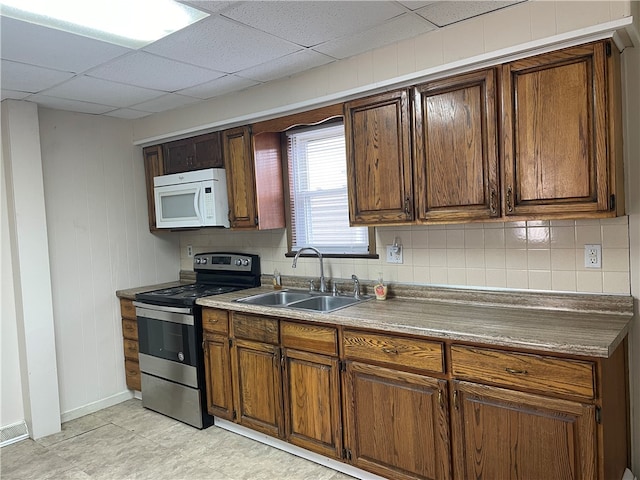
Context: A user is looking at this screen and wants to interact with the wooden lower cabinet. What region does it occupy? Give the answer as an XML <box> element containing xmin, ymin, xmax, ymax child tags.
<box><xmin>343</xmin><ymin>361</ymin><xmax>451</xmax><ymax>480</ymax></box>
<box><xmin>203</xmin><ymin>332</ymin><xmax>234</xmax><ymax>420</ymax></box>
<box><xmin>231</xmin><ymin>338</ymin><xmax>283</xmax><ymax>437</ymax></box>
<box><xmin>451</xmin><ymin>380</ymin><xmax>597</xmax><ymax>480</ymax></box>
<box><xmin>282</xmin><ymin>348</ymin><xmax>342</xmax><ymax>459</ymax></box>
<box><xmin>119</xmin><ymin>298</ymin><xmax>141</xmax><ymax>391</ymax></box>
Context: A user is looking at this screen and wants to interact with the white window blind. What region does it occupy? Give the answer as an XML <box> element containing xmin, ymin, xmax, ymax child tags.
<box><xmin>287</xmin><ymin>123</ymin><xmax>369</xmax><ymax>255</ymax></box>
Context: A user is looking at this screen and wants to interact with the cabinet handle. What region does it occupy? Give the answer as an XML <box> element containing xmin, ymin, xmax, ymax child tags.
<box><xmin>438</xmin><ymin>389</ymin><xmax>444</xmax><ymax>408</ymax></box>
<box><xmin>506</xmin><ymin>186</ymin><xmax>514</xmax><ymax>213</ymax></box>
<box><xmin>453</xmin><ymin>390</ymin><xmax>459</xmax><ymax>410</ymax></box>
<box><xmin>382</xmin><ymin>347</ymin><xmax>399</xmax><ymax>355</ymax></box>
<box><xmin>505</xmin><ymin>367</ymin><xmax>528</xmax><ymax>375</ymax></box>
<box><xmin>489</xmin><ymin>188</ymin><xmax>497</xmax><ymax>216</ymax></box>
<box><xmin>404</xmin><ymin>196</ymin><xmax>411</xmax><ymax>216</ymax></box>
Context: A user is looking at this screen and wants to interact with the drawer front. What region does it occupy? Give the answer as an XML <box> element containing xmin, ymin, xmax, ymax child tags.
<box><xmin>343</xmin><ymin>330</ymin><xmax>444</xmax><ymax>373</ymax></box>
<box><xmin>122</xmin><ymin>318</ymin><xmax>138</xmax><ymax>341</ymax></box>
<box><xmin>451</xmin><ymin>345</ymin><xmax>595</xmax><ymax>399</ymax></box>
<box><xmin>203</xmin><ymin>308</ymin><xmax>229</xmax><ymax>334</ymax></box>
<box><xmin>125</xmin><ymin>359</ymin><xmax>141</xmax><ymax>391</ymax></box>
<box><xmin>120</xmin><ymin>298</ymin><xmax>136</xmax><ymax>320</ymax></box>
<box><xmin>281</xmin><ymin>321</ymin><xmax>337</xmax><ymax>356</ymax></box>
<box><xmin>232</xmin><ymin>313</ymin><xmax>279</xmax><ymax>344</ymax></box>
<box><xmin>123</xmin><ymin>338</ymin><xmax>139</xmax><ymax>361</ymax></box>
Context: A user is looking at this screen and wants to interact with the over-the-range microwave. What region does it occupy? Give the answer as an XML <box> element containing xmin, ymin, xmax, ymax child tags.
<box><xmin>154</xmin><ymin>168</ymin><xmax>230</xmax><ymax>229</ymax></box>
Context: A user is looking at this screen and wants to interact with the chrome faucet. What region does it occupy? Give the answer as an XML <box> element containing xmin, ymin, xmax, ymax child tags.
<box><xmin>351</xmin><ymin>274</ymin><xmax>361</xmax><ymax>299</ymax></box>
<box><xmin>292</xmin><ymin>247</ymin><xmax>327</xmax><ymax>293</ymax></box>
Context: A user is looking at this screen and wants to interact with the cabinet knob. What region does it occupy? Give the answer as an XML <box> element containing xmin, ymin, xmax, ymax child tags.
<box><xmin>505</xmin><ymin>367</ymin><xmax>528</xmax><ymax>375</ymax></box>
<box><xmin>490</xmin><ymin>188</ymin><xmax>497</xmax><ymax>216</ymax></box>
<box><xmin>382</xmin><ymin>347</ymin><xmax>399</xmax><ymax>355</ymax></box>
<box><xmin>404</xmin><ymin>196</ymin><xmax>411</xmax><ymax>216</ymax></box>
<box><xmin>506</xmin><ymin>186</ymin><xmax>514</xmax><ymax>213</ymax></box>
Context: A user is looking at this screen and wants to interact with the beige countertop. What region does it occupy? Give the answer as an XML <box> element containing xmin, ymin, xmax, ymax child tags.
<box><xmin>196</xmin><ymin>285</ymin><xmax>633</xmax><ymax>359</ymax></box>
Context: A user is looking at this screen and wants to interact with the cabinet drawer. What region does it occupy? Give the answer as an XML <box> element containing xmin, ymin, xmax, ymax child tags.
<box><xmin>281</xmin><ymin>321</ymin><xmax>337</xmax><ymax>356</ymax></box>
<box><xmin>343</xmin><ymin>330</ymin><xmax>444</xmax><ymax>373</ymax></box>
<box><xmin>125</xmin><ymin>359</ymin><xmax>141</xmax><ymax>391</ymax></box>
<box><xmin>123</xmin><ymin>338</ymin><xmax>139</xmax><ymax>361</ymax></box>
<box><xmin>122</xmin><ymin>318</ymin><xmax>138</xmax><ymax>341</ymax></box>
<box><xmin>232</xmin><ymin>313</ymin><xmax>279</xmax><ymax>344</ymax></box>
<box><xmin>451</xmin><ymin>345</ymin><xmax>595</xmax><ymax>399</ymax></box>
<box><xmin>120</xmin><ymin>298</ymin><xmax>136</xmax><ymax>320</ymax></box>
<box><xmin>203</xmin><ymin>308</ymin><xmax>229</xmax><ymax>334</ymax></box>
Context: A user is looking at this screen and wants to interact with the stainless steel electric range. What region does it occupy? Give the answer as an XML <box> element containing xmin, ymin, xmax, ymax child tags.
<box><xmin>133</xmin><ymin>252</ymin><xmax>261</xmax><ymax>429</ymax></box>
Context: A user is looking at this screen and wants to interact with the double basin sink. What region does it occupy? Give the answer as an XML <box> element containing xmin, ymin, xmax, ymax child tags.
<box><xmin>236</xmin><ymin>289</ymin><xmax>371</xmax><ymax>313</ymax></box>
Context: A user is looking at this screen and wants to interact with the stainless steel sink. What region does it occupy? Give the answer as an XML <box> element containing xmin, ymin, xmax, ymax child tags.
<box><xmin>236</xmin><ymin>289</ymin><xmax>370</xmax><ymax>313</ymax></box>
<box><xmin>236</xmin><ymin>290</ymin><xmax>313</xmax><ymax>306</ymax></box>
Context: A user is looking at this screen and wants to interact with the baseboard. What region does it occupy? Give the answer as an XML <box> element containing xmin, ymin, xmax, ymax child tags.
<box><xmin>213</xmin><ymin>418</ymin><xmax>386</xmax><ymax>480</ymax></box>
<box><xmin>60</xmin><ymin>390</ymin><xmax>134</xmax><ymax>423</ymax></box>
<box><xmin>1</xmin><ymin>421</ymin><xmax>29</xmax><ymax>447</ymax></box>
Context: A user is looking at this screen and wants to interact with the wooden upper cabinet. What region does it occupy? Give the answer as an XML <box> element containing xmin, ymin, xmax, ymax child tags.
<box><xmin>413</xmin><ymin>68</ymin><xmax>500</xmax><ymax>222</ymax></box>
<box><xmin>142</xmin><ymin>145</ymin><xmax>164</xmax><ymax>232</ymax></box>
<box><xmin>163</xmin><ymin>132</ymin><xmax>223</xmax><ymax>174</ymax></box>
<box><xmin>222</xmin><ymin>126</ymin><xmax>285</xmax><ymax>230</ymax></box>
<box><xmin>502</xmin><ymin>40</ymin><xmax>623</xmax><ymax>218</ymax></box>
<box><xmin>344</xmin><ymin>90</ymin><xmax>414</xmax><ymax>225</ymax></box>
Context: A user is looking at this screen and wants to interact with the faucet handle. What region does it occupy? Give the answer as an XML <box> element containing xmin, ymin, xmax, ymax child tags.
<box><xmin>308</xmin><ymin>279</ymin><xmax>316</xmax><ymax>292</ymax></box>
<box><xmin>332</xmin><ymin>283</ymin><xmax>340</xmax><ymax>296</ymax></box>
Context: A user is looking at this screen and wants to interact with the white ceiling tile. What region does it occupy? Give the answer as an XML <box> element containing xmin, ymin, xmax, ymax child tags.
<box><xmin>178</xmin><ymin>75</ymin><xmax>260</xmax><ymax>100</ymax></box>
<box><xmin>130</xmin><ymin>93</ymin><xmax>203</xmax><ymax>113</ymax></box>
<box><xmin>1</xmin><ymin>60</ymin><xmax>75</xmax><ymax>93</ymax></box>
<box><xmin>416</xmin><ymin>1</ymin><xmax>524</xmax><ymax>27</ymax></box>
<box><xmin>0</xmin><ymin>17</ymin><xmax>130</xmax><ymax>73</ymax></box>
<box><xmin>144</xmin><ymin>16</ymin><xmax>300</xmax><ymax>73</ymax></box>
<box><xmin>238</xmin><ymin>49</ymin><xmax>335</xmax><ymax>83</ymax></box>
<box><xmin>1</xmin><ymin>89</ymin><xmax>31</xmax><ymax>100</ymax></box>
<box><xmin>222</xmin><ymin>1</ymin><xmax>407</xmax><ymax>47</ymax></box>
<box><xmin>87</xmin><ymin>52</ymin><xmax>225</xmax><ymax>92</ymax></box>
<box><xmin>397</xmin><ymin>1</ymin><xmax>438</xmax><ymax>10</ymax></box>
<box><xmin>181</xmin><ymin>1</ymin><xmax>237</xmax><ymax>14</ymax></box>
<box><xmin>28</xmin><ymin>94</ymin><xmax>116</xmax><ymax>114</ymax></box>
<box><xmin>314</xmin><ymin>13</ymin><xmax>436</xmax><ymax>60</ymax></box>
<box><xmin>103</xmin><ymin>108</ymin><xmax>154</xmax><ymax>120</ymax></box>
<box><xmin>41</xmin><ymin>76</ymin><xmax>164</xmax><ymax>108</ymax></box>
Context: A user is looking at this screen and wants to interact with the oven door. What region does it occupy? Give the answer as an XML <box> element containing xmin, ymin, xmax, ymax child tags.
<box><xmin>134</xmin><ymin>302</ymin><xmax>198</xmax><ymax>368</ymax></box>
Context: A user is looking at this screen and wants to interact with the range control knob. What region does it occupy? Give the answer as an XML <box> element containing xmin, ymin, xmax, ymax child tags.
<box><xmin>195</xmin><ymin>258</ymin><xmax>201</xmax><ymax>264</ymax></box>
<box><xmin>201</xmin><ymin>258</ymin><xmax>207</xmax><ymax>264</ymax></box>
<box><xmin>235</xmin><ymin>259</ymin><xmax>242</xmax><ymax>266</ymax></box>
<box><xmin>241</xmin><ymin>258</ymin><xmax>249</xmax><ymax>266</ymax></box>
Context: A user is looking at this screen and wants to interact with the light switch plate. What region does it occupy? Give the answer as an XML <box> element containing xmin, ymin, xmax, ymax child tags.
<box><xmin>187</xmin><ymin>245</ymin><xmax>193</xmax><ymax>257</ymax></box>
<box><xmin>584</xmin><ymin>244</ymin><xmax>601</xmax><ymax>268</ymax></box>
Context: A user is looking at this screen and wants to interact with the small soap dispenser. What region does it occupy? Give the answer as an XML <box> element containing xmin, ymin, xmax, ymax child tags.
<box><xmin>273</xmin><ymin>269</ymin><xmax>282</xmax><ymax>290</ymax></box>
<box><xmin>374</xmin><ymin>273</ymin><xmax>387</xmax><ymax>300</ymax></box>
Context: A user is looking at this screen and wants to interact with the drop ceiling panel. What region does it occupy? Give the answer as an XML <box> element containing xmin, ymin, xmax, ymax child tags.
<box><xmin>416</xmin><ymin>1</ymin><xmax>524</xmax><ymax>27</ymax></box>
<box><xmin>314</xmin><ymin>13</ymin><xmax>437</xmax><ymax>60</ymax></box>
<box><xmin>103</xmin><ymin>108</ymin><xmax>154</xmax><ymax>120</ymax></box>
<box><xmin>42</xmin><ymin>76</ymin><xmax>164</xmax><ymax>108</ymax></box>
<box><xmin>144</xmin><ymin>16</ymin><xmax>301</xmax><ymax>73</ymax></box>
<box><xmin>1</xmin><ymin>60</ymin><xmax>75</xmax><ymax>93</ymax></box>
<box><xmin>28</xmin><ymin>94</ymin><xmax>116</xmax><ymax>115</ymax></box>
<box><xmin>221</xmin><ymin>1</ymin><xmax>408</xmax><ymax>47</ymax></box>
<box><xmin>1</xmin><ymin>89</ymin><xmax>31</xmax><ymax>101</ymax></box>
<box><xmin>87</xmin><ymin>52</ymin><xmax>226</xmax><ymax>92</ymax></box>
<box><xmin>238</xmin><ymin>49</ymin><xmax>334</xmax><ymax>82</ymax></box>
<box><xmin>177</xmin><ymin>74</ymin><xmax>260</xmax><ymax>100</ymax></box>
<box><xmin>0</xmin><ymin>17</ymin><xmax>130</xmax><ymax>73</ymax></box>
<box><xmin>131</xmin><ymin>93</ymin><xmax>203</xmax><ymax>113</ymax></box>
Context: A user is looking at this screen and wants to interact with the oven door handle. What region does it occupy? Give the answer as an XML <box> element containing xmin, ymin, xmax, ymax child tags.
<box><xmin>133</xmin><ymin>302</ymin><xmax>194</xmax><ymax>326</ymax></box>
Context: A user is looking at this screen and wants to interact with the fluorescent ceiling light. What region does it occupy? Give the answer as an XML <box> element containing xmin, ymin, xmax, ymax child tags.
<box><xmin>0</xmin><ymin>0</ymin><xmax>209</xmax><ymax>48</ymax></box>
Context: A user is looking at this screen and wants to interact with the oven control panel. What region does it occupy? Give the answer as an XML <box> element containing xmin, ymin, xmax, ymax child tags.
<box><xmin>193</xmin><ymin>253</ymin><xmax>256</xmax><ymax>273</ymax></box>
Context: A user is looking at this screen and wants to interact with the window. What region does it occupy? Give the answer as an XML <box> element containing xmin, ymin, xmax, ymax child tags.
<box><xmin>286</xmin><ymin>122</ymin><xmax>373</xmax><ymax>256</ymax></box>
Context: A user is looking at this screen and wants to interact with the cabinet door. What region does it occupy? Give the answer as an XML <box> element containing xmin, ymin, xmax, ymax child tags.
<box><xmin>203</xmin><ymin>332</ymin><xmax>234</xmax><ymax>420</ymax></box>
<box><xmin>502</xmin><ymin>41</ymin><xmax>612</xmax><ymax>217</ymax></box>
<box><xmin>163</xmin><ymin>138</ymin><xmax>192</xmax><ymax>174</ymax></box>
<box><xmin>451</xmin><ymin>380</ymin><xmax>597</xmax><ymax>480</ymax></box>
<box><xmin>192</xmin><ymin>132</ymin><xmax>223</xmax><ymax>170</ymax></box>
<box><xmin>222</xmin><ymin>126</ymin><xmax>258</xmax><ymax>229</ymax></box>
<box><xmin>343</xmin><ymin>361</ymin><xmax>451</xmax><ymax>480</ymax></box>
<box><xmin>282</xmin><ymin>349</ymin><xmax>342</xmax><ymax>459</ymax></box>
<box><xmin>142</xmin><ymin>145</ymin><xmax>164</xmax><ymax>231</ymax></box>
<box><xmin>414</xmin><ymin>68</ymin><xmax>499</xmax><ymax>222</ymax></box>
<box><xmin>344</xmin><ymin>90</ymin><xmax>413</xmax><ymax>225</ymax></box>
<box><xmin>231</xmin><ymin>338</ymin><xmax>283</xmax><ymax>437</ymax></box>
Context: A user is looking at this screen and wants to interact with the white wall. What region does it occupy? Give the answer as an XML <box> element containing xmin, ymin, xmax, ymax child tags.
<box><xmin>37</xmin><ymin>109</ymin><xmax>180</xmax><ymax>419</ymax></box>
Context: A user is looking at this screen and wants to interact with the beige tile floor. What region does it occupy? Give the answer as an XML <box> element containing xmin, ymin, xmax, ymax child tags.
<box><xmin>0</xmin><ymin>399</ymin><xmax>355</xmax><ymax>480</ymax></box>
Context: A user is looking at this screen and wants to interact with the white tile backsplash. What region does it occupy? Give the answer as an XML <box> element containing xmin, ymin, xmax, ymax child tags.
<box><xmin>181</xmin><ymin>218</ymin><xmax>631</xmax><ymax>294</ymax></box>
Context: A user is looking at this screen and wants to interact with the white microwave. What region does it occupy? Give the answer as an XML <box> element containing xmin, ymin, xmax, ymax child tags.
<box><xmin>154</xmin><ymin>168</ymin><xmax>230</xmax><ymax>229</ymax></box>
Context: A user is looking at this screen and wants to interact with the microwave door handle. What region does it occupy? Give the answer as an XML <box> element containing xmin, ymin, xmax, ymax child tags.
<box><xmin>193</xmin><ymin>187</ymin><xmax>202</xmax><ymax>221</ymax></box>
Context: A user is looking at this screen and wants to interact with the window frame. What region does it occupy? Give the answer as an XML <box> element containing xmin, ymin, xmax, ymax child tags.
<box><xmin>281</xmin><ymin>120</ymin><xmax>377</xmax><ymax>259</ymax></box>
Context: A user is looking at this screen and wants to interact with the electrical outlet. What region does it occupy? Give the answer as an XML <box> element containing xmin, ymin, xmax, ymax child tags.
<box><xmin>386</xmin><ymin>245</ymin><xmax>403</xmax><ymax>264</ymax></box>
<box><xmin>584</xmin><ymin>244</ymin><xmax>601</xmax><ymax>269</ymax></box>
<box><xmin>187</xmin><ymin>245</ymin><xmax>193</xmax><ymax>258</ymax></box>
